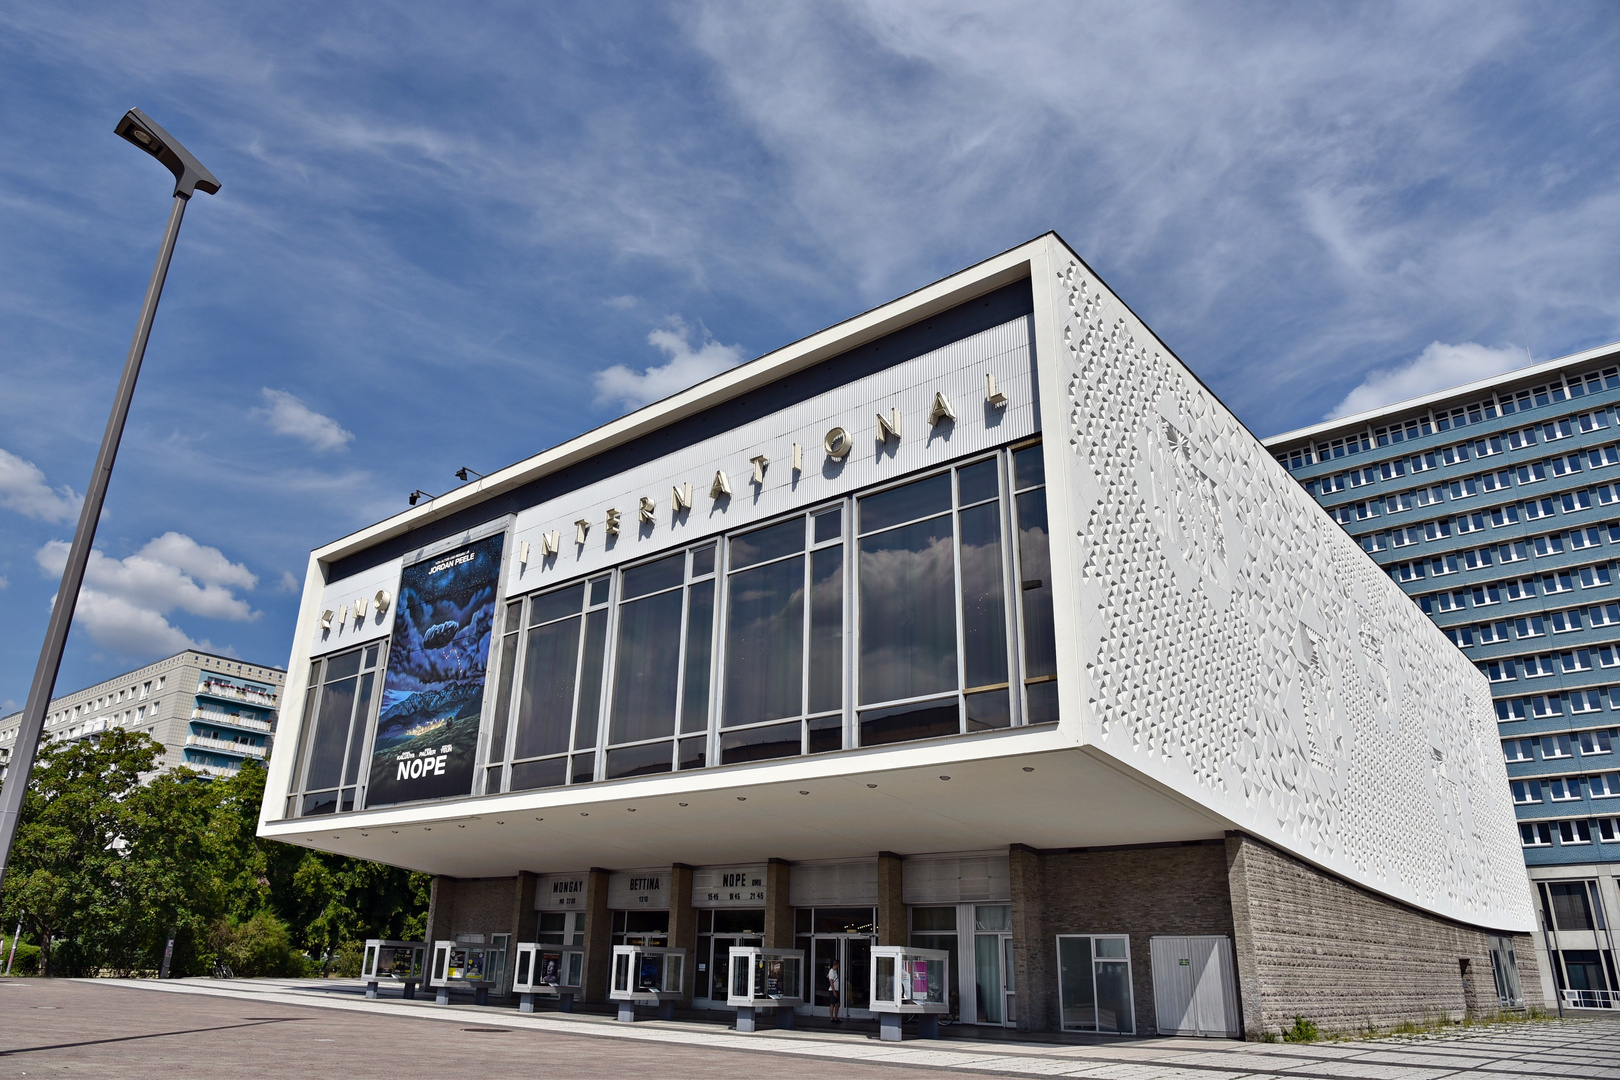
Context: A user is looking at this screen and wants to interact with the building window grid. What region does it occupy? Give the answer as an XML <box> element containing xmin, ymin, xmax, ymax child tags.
<box><xmin>473</xmin><ymin>444</ymin><xmax>1054</xmax><ymax>798</ymax></box>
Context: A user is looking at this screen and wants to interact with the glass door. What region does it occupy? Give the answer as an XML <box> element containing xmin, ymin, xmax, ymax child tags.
<box><xmin>799</xmin><ymin>907</ymin><xmax>877</xmax><ymax>1018</ymax></box>
<box><xmin>973</xmin><ymin>904</ymin><xmax>1015</xmax><ymax>1026</ymax></box>
<box><xmin>1056</xmin><ymin>934</ymin><xmax>1134</xmax><ymax>1034</ymax></box>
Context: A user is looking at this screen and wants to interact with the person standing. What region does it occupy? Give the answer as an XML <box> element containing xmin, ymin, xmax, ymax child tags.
<box><xmin>827</xmin><ymin>959</ymin><xmax>841</xmax><ymax>1023</ymax></box>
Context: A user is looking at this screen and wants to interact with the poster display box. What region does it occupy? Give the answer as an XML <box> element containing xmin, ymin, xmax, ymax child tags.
<box><xmin>361</xmin><ymin>940</ymin><xmax>426</xmax><ymax>999</ymax></box>
<box><xmin>725</xmin><ymin>947</ymin><xmax>804</xmax><ymax>1032</ymax></box>
<box><xmin>511</xmin><ymin>941</ymin><xmax>585</xmax><ymax>1013</ymax></box>
<box><xmin>870</xmin><ymin>946</ymin><xmax>949</xmax><ymax>1041</ymax></box>
<box><xmin>609</xmin><ymin>945</ymin><xmax>686</xmax><ymax>1022</ymax></box>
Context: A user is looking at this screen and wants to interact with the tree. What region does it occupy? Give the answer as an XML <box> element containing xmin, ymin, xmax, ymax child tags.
<box><xmin>1</xmin><ymin>739</ymin><xmax>430</xmax><ymax>977</ymax></box>
<box><xmin>0</xmin><ymin>729</ymin><xmax>158</xmax><ymax>976</ymax></box>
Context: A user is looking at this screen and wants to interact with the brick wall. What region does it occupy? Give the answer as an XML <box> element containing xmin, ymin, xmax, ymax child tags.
<box><xmin>1226</xmin><ymin>833</ymin><xmax>1545</xmax><ymax>1037</ymax></box>
<box><xmin>1011</xmin><ymin>840</ymin><xmax>1234</xmax><ymax>1035</ymax></box>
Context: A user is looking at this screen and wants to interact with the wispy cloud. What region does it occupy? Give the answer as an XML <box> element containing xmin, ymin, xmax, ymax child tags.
<box><xmin>254</xmin><ymin>389</ymin><xmax>355</xmax><ymax>452</ymax></box>
<box><xmin>0</xmin><ymin>448</ymin><xmax>81</xmax><ymax>523</ymax></box>
<box><xmin>35</xmin><ymin>532</ymin><xmax>258</xmax><ymax>660</ymax></box>
<box><xmin>278</xmin><ymin>569</ymin><xmax>300</xmax><ymax>593</ymax></box>
<box><xmin>594</xmin><ymin>319</ymin><xmax>746</xmax><ymax>411</ymax></box>
<box><xmin>1326</xmin><ymin>342</ymin><xmax>1533</xmax><ymax>420</ymax></box>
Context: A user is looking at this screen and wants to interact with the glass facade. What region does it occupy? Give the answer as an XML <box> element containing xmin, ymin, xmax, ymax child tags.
<box><xmin>1274</xmin><ymin>360</ymin><xmax>1620</xmax><ymax>873</ymax></box>
<box><xmin>285</xmin><ymin>441</ymin><xmax>1055</xmax><ymax>817</ymax></box>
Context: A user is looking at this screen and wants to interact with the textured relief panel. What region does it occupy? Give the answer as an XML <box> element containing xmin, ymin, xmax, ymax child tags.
<box><xmin>1052</xmin><ymin>257</ymin><xmax>1532</xmax><ymax>931</ymax></box>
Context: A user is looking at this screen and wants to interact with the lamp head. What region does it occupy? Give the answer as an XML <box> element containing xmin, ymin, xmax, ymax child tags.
<box><xmin>455</xmin><ymin>468</ymin><xmax>469</xmax><ymax>481</ymax></box>
<box><xmin>115</xmin><ymin>109</ymin><xmax>220</xmax><ymax>198</ymax></box>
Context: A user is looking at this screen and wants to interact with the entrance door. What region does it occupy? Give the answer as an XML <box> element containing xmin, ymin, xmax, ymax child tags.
<box><xmin>973</xmin><ymin>904</ymin><xmax>1015</xmax><ymax>1026</ymax></box>
<box><xmin>810</xmin><ymin>937</ymin><xmax>873</xmax><ymax>1016</ymax></box>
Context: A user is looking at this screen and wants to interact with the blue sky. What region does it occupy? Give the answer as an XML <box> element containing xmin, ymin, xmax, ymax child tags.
<box><xmin>1</xmin><ymin>2</ymin><xmax>1618</xmax><ymax>707</ymax></box>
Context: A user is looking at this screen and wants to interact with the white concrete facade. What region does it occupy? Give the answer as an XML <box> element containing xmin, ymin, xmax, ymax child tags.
<box><xmin>260</xmin><ymin>234</ymin><xmax>1532</xmax><ymax>936</ymax></box>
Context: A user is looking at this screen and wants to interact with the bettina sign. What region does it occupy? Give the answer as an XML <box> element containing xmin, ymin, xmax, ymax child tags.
<box><xmin>368</xmin><ymin>534</ymin><xmax>505</xmax><ymax>805</ymax></box>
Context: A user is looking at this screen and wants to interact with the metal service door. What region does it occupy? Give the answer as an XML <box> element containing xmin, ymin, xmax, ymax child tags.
<box><xmin>1150</xmin><ymin>936</ymin><xmax>1240</xmax><ymax>1037</ymax></box>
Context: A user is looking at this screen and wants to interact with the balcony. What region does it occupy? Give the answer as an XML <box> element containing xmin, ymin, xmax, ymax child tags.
<box><xmin>195</xmin><ymin>681</ymin><xmax>279</xmax><ymax>708</ymax></box>
<box><xmin>191</xmin><ymin>708</ymin><xmax>273</xmax><ymax>733</ymax></box>
<box><xmin>185</xmin><ymin>734</ymin><xmax>268</xmax><ymax>757</ymax></box>
<box><xmin>185</xmin><ymin>761</ymin><xmax>241</xmax><ymax>779</ymax></box>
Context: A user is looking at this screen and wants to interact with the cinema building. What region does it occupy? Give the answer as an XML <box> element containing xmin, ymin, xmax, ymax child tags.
<box><xmin>260</xmin><ymin>234</ymin><xmax>1540</xmax><ymax>1037</ymax></box>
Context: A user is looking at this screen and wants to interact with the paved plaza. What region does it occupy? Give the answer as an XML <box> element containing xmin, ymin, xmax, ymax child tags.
<box><xmin>2</xmin><ymin>978</ymin><xmax>1616</xmax><ymax>1079</ymax></box>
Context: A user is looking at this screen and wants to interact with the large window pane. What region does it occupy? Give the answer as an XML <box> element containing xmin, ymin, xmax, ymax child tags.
<box><xmin>809</xmin><ymin>547</ymin><xmax>843</xmax><ymax>713</ymax></box>
<box><xmin>724</xmin><ymin>556</ymin><xmax>805</xmax><ymax>726</ymax></box>
<box><xmin>860</xmin><ymin>699</ymin><xmax>959</xmax><ymax>746</ymax></box>
<box><xmin>610</xmin><ymin>590</ymin><xmax>684</xmax><ymax>743</ymax></box>
<box><xmin>574</xmin><ymin>610</ymin><xmax>608</xmax><ymax>750</ymax></box>
<box><xmin>681</xmin><ymin>580</ymin><xmax>715</xmax><ymax>733</ymax></box>
<box><xmin>1095</xmin><ymin>960</ymin><xmax>1133</xmax><ymax>1033</ymax></box>
<box><xmin>530</xmin><ymin>584</ymin><xmax>585</xmax><ymax>626</ymax></box>
<box><xmin>343</xmin><ymin>672</ymin><xmax>375</xmax><ymax>785</ymax></box>
<box><xmin>719</xmin><ymin>720</ymin><xmax>800</xmax><ymax>764</ymax></box>
<box><xmin>605</xmin><ymin>740</ymin><xmax>673</xmax><ymax>779</ymax></box>
<box><xmin>1016</xmin><ymin>488</ymin><xmax>1056</xmax><ymax>679</ymax></box>
<box><xmin>305</xmin><ymin>675</ymin><xmax>357</xmax><ymax>791</ymax></box>
<box><xmin>488</xmin><ymin>612</ymin><xmax>520</xmax><ymax>765</ymax></box>
<box><xmin>510</xmin><ymin>756</ymin><xmax>568</xmax><ymax>792</ymax></box>
<box><xmin>515</xmin><ymin>616</ymin><xmax>581</xmax><ymax>759</ymax></box>
<box><xmin>732</xmin><ymin>518</ymin><xmax>805</xmax><ymax>569</ymax></box>
<box><xmin>859</xmin><ymin>515</ymin><xmax>957</xmax><ymax>704</ymax></box>
<box><xmin>860</xmin><ymin>473</ymin><xmax>951</xmax><ymax>534</ymax></box>
<box><xmin>623</xmin><ymin>554</ymin><xmax>684</xmax><ymax>599</ymax></box>
<box><xmin>959</xmin><ymin>501</ymin><xmax>1008</xmax><ymax>690</ymax></box>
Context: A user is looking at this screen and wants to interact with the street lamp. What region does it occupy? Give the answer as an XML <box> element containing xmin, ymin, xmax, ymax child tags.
<box><xmin>0</xmin><ymin>110</ymin><xmax>220</xmax><ymax>891</ymax></box>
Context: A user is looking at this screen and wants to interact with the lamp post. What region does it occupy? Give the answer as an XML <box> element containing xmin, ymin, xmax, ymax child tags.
<box><xmin>0</xmin><ymin>110</ymin><xmax>219</xmax><ymax>892</ymax></box>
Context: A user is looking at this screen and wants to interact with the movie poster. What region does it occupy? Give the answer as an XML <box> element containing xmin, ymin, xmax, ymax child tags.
<box><xmin>366</xmin><ymin>533</ymin><xmax>505</xmax><ymax>806</ymax></box>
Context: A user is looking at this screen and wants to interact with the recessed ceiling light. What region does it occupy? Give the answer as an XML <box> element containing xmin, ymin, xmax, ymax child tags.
<box><xmin>457</xmin><ymin>824</ymin><xmax>466</xmax><ymax>829</ymax></box>
<box><xmin>535</xmin><ymin>817</ymin><xmax>544</xmax><ymax>822</ymax></box>
<box><xmin>580</xmin><ymin>812</ymin><xmax>589</xmax><ymax>817</ymax></box>
<box><xmin>939</xmin><ymin>776</ymin><xmax>951</xmax><ymax>781</ymax></box>
<box><xmin>1022</xmin><ymin>767</ymin><xmax>1034</xmax><ymax>773</ymax></box>
<box><xmin>424</xmin><ymin>827</ymin><xmax>431</xmax><ymax>831</ymax></box>
<box><xmin>678</xmin><ymin>802</ymin><xmax>688</xmax><ymax>807</ymax></box>
<box><xmin>866</xmin><ymin>783</ymin><xmax>877</xmax><ymax>789</ymax></box>
<box><xmin>360</xmin><ymin>833</ymin><xmax>369</xmax><ymax>837</ymax></box>
<box><xmin>736</xmin><ymin>796</ymin><xmax>746</xmax><ymax>801</ymax></box>
<box><xmin>391</xmin><ymin>830</ymin><xmax>399</xmax><ymax>834</ymax></box>
<box><xmin>495</xmin><ymin>821</ymin><xmax>504</xmax><ymax>825</ymax></box>
<box><xmin>798</xmin><ymin>790</ymin><xmax>809</xmax><ymax>795</ymax></box>
<box><xmin>627</xmin><ymin>808</ymin><xmax>636</xmax><ymax>812</ymax></box>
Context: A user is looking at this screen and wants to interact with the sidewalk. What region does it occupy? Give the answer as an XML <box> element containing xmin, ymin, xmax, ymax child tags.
<box><xmin>4</xmin><ymin>976</ymin><xmax>1618</xmax><ymax>1080</ymax></box>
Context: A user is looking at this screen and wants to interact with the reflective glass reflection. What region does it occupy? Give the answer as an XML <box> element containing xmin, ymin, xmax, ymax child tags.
<box><xmin>808</xmin><ymin>548</ymin><xmax>843</xmax><ymax>714</ymax></box>
<box><xmin>957</xmin><ymin>459</ymin><xmax>1000</xmax><ymax>506</ymax></box>
<box><xmin>1013</xmin><ymin>445</ymin><xmax>1045</xmax><ymax>491</ymax></box>
<box><xmin>859</xmin><ymin>515</ymin><xmax>957</xmax><ymax>704</ymax></box>
<box><xmin>860</xmin><ymin>473</ymin><xmax>951</xmax><ymax>534</ymax></box>
<box><xmin>732</xmin><ymin>518</ymin><xmax>805</xmax><ymax>569</ymax></box>
<box><xmin>724</xmin><ymin>556</ymin><xmax>805</xmax><ymax>726</ymax></box>
<box><xmin>573</xmin><ymin>610</ymin><xmax>608</xmax><ymax>749</ymax></box>
<box><xmin>681</xmin><ymin>579</ymin><xmax>715</xmax><ymax>732</ymax></box>
<box><xmin>305</xmin><ymin>675</ymin><xmax>356</xmax><ymax>791</ymax></box>
<box><xmin>530</xmin><ymin>584</ymin><xmax>584</xmax><ymax>626</ymax></box>
<box><xmin>610</xmin><ymin>589</ymin><xmax>683</xmax><ymax>743</ymax></box>
<box><xmin>1017</xmin><ymin>488</ymin><xmax>1056</xmax><ymax>679</ymax></box>
<box><xmin>515</xmin><ymin>615</ymin><xmax>581</xmax><ymax>758</ymax></box>
<box><xmin>622</xmin><ymin>554</ymin><xmax>684</xmax><ymax>599</ymax></box>
<box><xmin>959</xmin><ymin>501</ymin><xmax>1008</xmax><ymax>689</ymax></box>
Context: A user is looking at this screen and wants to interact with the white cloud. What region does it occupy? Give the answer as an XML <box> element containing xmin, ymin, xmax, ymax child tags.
<box><xmin>34</xmin><ymin>532</ymin><xmax>258</xmax><ymax>660</ymax></box>
<box><xmin>279</xmin><ymin>570</ymin><xmax>301</xmax><ymax>592</ymax></box>
<box><xmin>593</xmin><ymin>319</ymin><xmax>746</xmax><ymax>411</ymax></box>
<box><xmin>0</xmin><ymin>575</ymin><xmax>7</xmax><ymax>589</ymax></box>
<box><xmin>2</xmin><ymin>699</ymin><xmax>14</xmax><ymax>713</ymax></box>
<box><xmin>0</xmin><ymin>448</ymin><xmax>81</xmax><ymax>523</ymax></box>
<box><xmin>254</xmin><ymin>388</ymin><xmax>354</xmax><ymax>451</ymax></box>
<box><xmin>1325</xmin><ymin>342</ymin><xmax>1532</xmax><ymax>420</ymax></box>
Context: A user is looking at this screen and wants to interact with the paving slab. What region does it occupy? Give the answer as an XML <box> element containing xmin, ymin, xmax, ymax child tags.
<box><xmin>3</xmin><ymin>977</ymin><xmax>1618</xmax><ymax>1080</ymax></box>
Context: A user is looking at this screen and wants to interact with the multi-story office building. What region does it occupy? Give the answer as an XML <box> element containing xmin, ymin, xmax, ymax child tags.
<box><xmin>0</xmin><ymin>651</ymin><xmax>285</xmax><ymax>782</ymax></box>
<box><xmin>260</xmin><ymin>234</ymin><xmax>1536</xmax><ymax>1037</ymax></box>
<box><xmin>1267</xmin><ymin>347</ymin><xmax>1620</xmax><ymax>1010</ymax></box>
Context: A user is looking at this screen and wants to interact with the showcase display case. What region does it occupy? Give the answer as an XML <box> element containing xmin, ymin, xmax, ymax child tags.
<box><xmin>609</xmin><ymin>944</ymin><xmax>687</xmax><ymax>1021</ymax></box>
<box><xmin>429</xmin><ymin>935</ymin><xmax>509</xmax><ymax>1006</ymax></box>
<box><xmin>511</xmin><ymin>941</ymin><xmax>585</xmax><ymax>1012</ymax></box>
<box><xmin>361</xmin><ymin>940</ymin><xmax>426</xmax><ymax>1000</ymax></box>
<box><xmin>725</xmin><ymin>947</ymin><xmax>804</xmax><ymax>1031</ymax></box>
<box><xmin>870</xmin><ymin>946</ymin><xmax>949</xmax><ymax>1041</ymax></box>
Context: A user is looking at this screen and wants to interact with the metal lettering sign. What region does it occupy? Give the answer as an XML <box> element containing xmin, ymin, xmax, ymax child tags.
<box><xmin>692</xmin><ymin>865</ymin><xmax>767</xmax><ymax>908</ymax></box>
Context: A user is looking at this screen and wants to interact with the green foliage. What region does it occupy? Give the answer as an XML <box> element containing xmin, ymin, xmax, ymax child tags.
<box><xmin>209</xmin><ymin>912</ymin><xmax>302</xmax><ymax>977</ymax></box>
<box><xmin>1283</xmin><ymin>1015</ymin><xmax>1320</xmax><ymax>1043</ymax></box>
<box><xmin>1</xmin><ymin>739</ymin><xmax>429</xmax><ymax>977</ymax></box>
<box><xmin>334</xmin><ymin>939</ymin><xmax>367</xmax><ymax>978</ymax></box>
<box><xmin>2</xmin><ymin>934</ymin><xmax>41</xmax><ymax>976</ymax></box>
